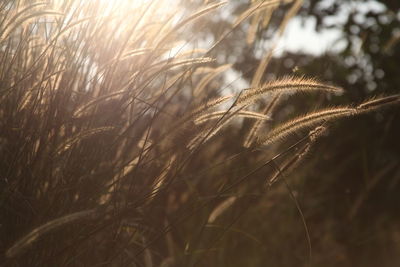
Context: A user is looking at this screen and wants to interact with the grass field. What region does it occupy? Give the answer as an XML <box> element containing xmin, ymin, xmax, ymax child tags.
<box><xmin>1</xmin><ymin>0</ymin><xmax>399</xmax><ymax>266</ymax></box>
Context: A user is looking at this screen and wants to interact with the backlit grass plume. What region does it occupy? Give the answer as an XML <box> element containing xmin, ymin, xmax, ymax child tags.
<box><xmin>237</xmin><ymin>76</ymin><xmax>343</xmax><ymax>105</ymax></box>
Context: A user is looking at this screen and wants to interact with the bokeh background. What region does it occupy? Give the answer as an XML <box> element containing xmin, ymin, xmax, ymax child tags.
<box><xmin>182</xmin><ymin>0</ymin><xmax>400</xmax><ymax>266</ymax></box>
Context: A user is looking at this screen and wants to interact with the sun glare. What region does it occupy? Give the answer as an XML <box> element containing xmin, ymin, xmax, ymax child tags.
<box><xmin>52</xmin><ymin>0</ymin><xmax>183</xmax><ymax>26</ymax></box>
<box><xmin>48</xmin><ymin>0</ymin><xmax>186</xmax><ymax>56</ymax></box>
<box><xmin>68</xmin><ymin>0</ymin><xmax>183</xmax><ymax>40</ymax></box>
<box><xmin>96</xmin><ymin>0</ymin><xmax>181</xmax><ymax>20</ymax></box>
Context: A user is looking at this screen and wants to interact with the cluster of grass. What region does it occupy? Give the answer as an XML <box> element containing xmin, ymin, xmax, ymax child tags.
<box><xmin>1</xmin><ymin>0</ymin><xmax>399</xmax><ymax>266</ymax></box>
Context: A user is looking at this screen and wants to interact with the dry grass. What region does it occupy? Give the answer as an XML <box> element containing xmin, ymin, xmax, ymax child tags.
<box><xmin>1</xmin><ymin>0</ymin><xmax>398</xmax><ymax>266</ymax></box>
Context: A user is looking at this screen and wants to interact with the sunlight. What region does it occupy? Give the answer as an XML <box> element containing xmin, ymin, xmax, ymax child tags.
<box><xmin>96</xmin><ymin>0</ymin><xmax>181</xmax><ymax>20</ymax></box>
<box><xmin>84</xmin><ymin>0</ymin><xmax>183</xmax><ymax>42</ymax></box>
<box><xmin>52</xmin><ymin>0</ymin><xmax>183</xmax><ymax>28</ymax></box>
<box><xmin>49</xmin><ymin>0</ymin><xmax>185</xmax><ymax>57</ymax></box>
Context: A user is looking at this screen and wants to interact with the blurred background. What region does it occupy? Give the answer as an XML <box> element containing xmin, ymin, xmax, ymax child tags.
<box><xmin>182</xmin><ymin>0</ymin><xmax>400</xmax><ymax>266</ymax></box>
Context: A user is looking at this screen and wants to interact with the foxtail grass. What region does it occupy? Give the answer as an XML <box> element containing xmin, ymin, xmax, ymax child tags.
<box><xmin>1</xmin><ymin>0</ymin><xmax>399</xmax><ymax>266</ymax></box>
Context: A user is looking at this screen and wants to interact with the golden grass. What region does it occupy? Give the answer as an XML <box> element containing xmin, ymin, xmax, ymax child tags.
<box><xmin>1</xmin><ymin>0</ymin><xmax>399</xmax><ymax>265</ymax></box>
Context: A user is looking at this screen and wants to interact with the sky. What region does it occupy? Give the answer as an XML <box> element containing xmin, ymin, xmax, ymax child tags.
<box><xmin>276</xmin><ymin>16</ymin><xmax>346</xmax><ymax>55</ymax></box>
<box><xmin>276</xmin><ymin>0</ymin><xmax>387</xmax><ymax>55</ymax></box>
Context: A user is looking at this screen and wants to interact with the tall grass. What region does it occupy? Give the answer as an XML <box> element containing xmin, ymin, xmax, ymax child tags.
<box><xmin>1</xmin><ymin>0</ymin><xmax>399</xmax><ymax>266</ymax></box>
